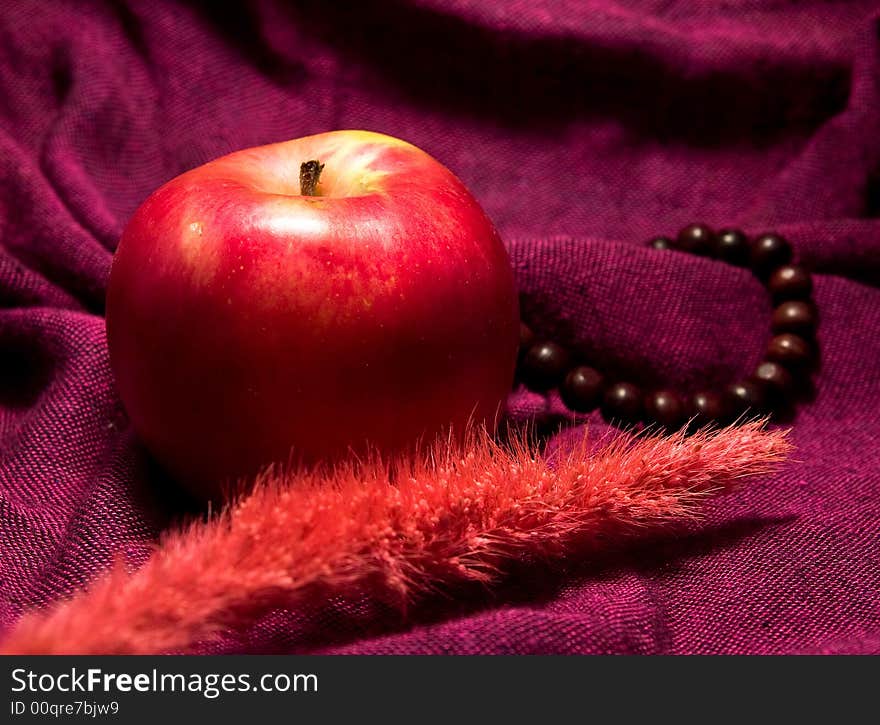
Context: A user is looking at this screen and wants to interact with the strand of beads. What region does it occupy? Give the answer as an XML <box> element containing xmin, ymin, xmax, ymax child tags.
<box><xmin>516</xmin><ymin>225</ymin><xmax>818</xmax><ymax>430</ymax></box>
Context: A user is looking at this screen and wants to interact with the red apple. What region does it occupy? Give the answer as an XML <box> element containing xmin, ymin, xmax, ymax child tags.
<box><xmin>106</xmin><ymin>130</ymin><xmax>519</xmax><ymax>500</ymax></box>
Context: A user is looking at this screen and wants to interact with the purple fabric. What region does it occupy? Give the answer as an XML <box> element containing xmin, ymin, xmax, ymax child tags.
<box><xmin>1</xmin><ymin>0</ymin><xmax>879</xmax><ymax>655</ymax></box>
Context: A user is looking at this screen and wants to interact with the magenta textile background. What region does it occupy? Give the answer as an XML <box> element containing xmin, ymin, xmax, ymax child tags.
<box><xmin>1</xmin><ymin>0</ymin><xmax>879</xmax><ymax>654</ymax></box>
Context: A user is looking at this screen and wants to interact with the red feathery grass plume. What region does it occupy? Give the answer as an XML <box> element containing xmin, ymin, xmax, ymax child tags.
<box><xmin>1</xmin><ymin>421</ymin><xmax>790</xmax><ymax>654</ymax></box>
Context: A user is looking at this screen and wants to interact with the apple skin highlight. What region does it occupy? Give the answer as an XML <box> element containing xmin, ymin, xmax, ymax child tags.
<box><xmin>106</xmin><ymin>130</ymin><xmax>520</xmax><ymax>499</ymax></box>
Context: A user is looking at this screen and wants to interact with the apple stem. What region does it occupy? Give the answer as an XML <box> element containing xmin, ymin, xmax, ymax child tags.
<box><xmin>299</xmin><ymin>160</ymin><xmax>324</xmax><ymax>196</ymax></box>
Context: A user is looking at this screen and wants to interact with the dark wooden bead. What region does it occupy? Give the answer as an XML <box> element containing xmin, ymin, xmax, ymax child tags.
<box><xmin>688</xmin><ymin>391</ymin><xmax>727</xmax><ymax>426</ymax></box>
<box><xmin>560</xmin><ymin>366</ymin><xmax>605</xmax><ymax>413</ymax></box>
<box><xmin>753</xmin><ymin>361</ymin><xmax>795</xmax><ymax>399</ymax></box>
<box><xmin>676</xmin><ymin>223</ymin><xmax>714</xmax><ymax>254</ymax></box>
<box><xmin>519</xmin><ymin>341</ymin><xmax>570</xmax><ymax>392</ymax></box>
<box><xmin>724</xmin><ymin>380</ymin><xmax>767</xmax><ymax>419</ymax></box>
<box><xmin>766</xmin><ymin>333</ymin><xmax>812</xmax><ymax>369</ymax></box>
<box><xmin>772</xmin><ymin>301</ymin><xmax>817</xmax><ymax>336</ymax></box>
<box><xmin>648</xmin><ymin>236</ymin><xmax>673</xmax><ymax>250</ymax></box>
<box><xmin>750</xmin><ymin>233</ymin><xmax>792</xmax><ymax>276</ymax></box>
<box><xmin>601</xmin><ymin>382</ymin><xmax>643</xmax><ymax>424</ymax></box>
<box><xmin>768</xmin><ymin>265</ymin><xmax>812</xmax><ymax>302</ymax></box>
<box><xmin>713</xmin><ymin>229</ymin><xmax>750</xmax><ymax>265</ymax></box>
<box><xmin>644</xmin><ymin>390</ymin><xmax>685</xmax><ymax>429</ymax></box>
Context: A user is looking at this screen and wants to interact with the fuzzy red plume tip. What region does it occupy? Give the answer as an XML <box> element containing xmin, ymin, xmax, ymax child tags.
<box><xmin>1</xmin><ymin>421</ymin><xmax>791</xmax><ymax>654</ymax></box>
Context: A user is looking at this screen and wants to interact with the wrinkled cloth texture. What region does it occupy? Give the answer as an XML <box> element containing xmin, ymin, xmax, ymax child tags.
<box><xmin>1</xmin><ymin>0</ymin><xmax>879</xmax><ymax>655</ymax></box>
